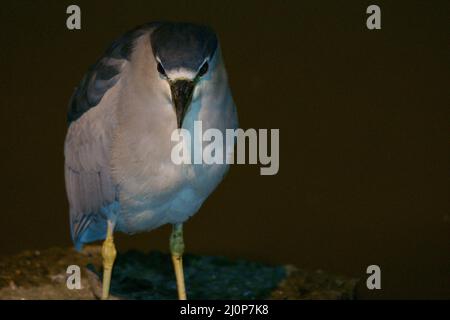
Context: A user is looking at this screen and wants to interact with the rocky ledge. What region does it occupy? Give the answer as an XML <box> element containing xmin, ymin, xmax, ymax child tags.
<box><xmin>0</xmin><ymin>246</ymin><xmax>358</xmax><ymax>300</ymax></box>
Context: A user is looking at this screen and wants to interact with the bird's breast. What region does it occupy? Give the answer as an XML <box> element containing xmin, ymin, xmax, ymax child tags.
<box><xmin>110</xmin><ymin>118</ymin><xmax>230</xmax><ymax>233</ymax></box>
<box><xmin>109</xmin><ymin>73</ymin><xmax>237</xmax><ymax>232</ymax></box>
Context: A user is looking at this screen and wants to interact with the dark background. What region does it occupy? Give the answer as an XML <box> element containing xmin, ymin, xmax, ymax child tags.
<box><xmin>0</xmin><ymin>0</ymin><xmax>448</xmax><ymax>299</ymax></box>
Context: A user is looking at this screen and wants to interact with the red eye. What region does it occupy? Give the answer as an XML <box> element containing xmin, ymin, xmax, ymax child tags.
<box><xmin>157</xmin><ymin>62</ymin><xmax>167</xmax><ymax>76</ymax></box>
<box><xmin>198</xmin><ymin>62</ymin><xmax>209</xmax><ymax>77</ymax></box>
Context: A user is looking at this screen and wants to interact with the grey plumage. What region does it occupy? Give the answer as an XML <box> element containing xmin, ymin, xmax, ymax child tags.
<box><xmin>65</xmin><ymin>22</ymin><xmax>238</xmax><ymax>250</ymax></box>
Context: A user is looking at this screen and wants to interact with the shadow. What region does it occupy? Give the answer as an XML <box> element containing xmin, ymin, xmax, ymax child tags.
<box><xmin>89</xmin><ymin>250</ymin><xmax>286</xmax><ymax>300</ymax></box>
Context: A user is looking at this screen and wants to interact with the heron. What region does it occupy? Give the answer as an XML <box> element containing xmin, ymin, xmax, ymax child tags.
<box><xmin>64</xmin><ymin>22</ymin><xmax>238</xmax><ymax>300</ymax></box>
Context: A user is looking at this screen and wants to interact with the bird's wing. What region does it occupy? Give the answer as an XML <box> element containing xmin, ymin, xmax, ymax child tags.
<box><xmin>65</xmin><ymin>108</ymin><xmax>118</xmax><ymax>248</ymax></box>
<box><xmin>65</xmin><ymin>23</ymin><xmax>159</xmax><ymax>248</ymax></box>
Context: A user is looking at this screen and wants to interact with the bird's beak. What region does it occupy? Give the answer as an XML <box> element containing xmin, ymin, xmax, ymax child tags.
<box><xmin>170</xmin><ymin>80</ymin><xmax>195</xmax><ymax>129</ymax></box>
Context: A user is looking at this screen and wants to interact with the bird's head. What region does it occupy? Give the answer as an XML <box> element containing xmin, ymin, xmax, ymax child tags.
<box><xmin>150</xmin><ymin>23</ymin><xmax>218</xmax><ymax>128</ymax></box>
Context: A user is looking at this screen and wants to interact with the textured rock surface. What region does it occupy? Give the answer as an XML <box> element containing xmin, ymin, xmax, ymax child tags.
<box><xmin>0</xmin><ymin>246</ymin><xmax>358</xmax><ymax>300</ymax></box>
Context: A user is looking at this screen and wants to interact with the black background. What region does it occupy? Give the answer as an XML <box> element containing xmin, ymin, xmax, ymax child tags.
<box><xmin>0</xmin><ymin>0</ymin><xmax>448</xmax><ymax>299</ymax></box>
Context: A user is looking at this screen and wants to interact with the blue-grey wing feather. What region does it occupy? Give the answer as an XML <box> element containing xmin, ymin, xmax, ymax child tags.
<box><xmin>67</xmin><ymin>24</ymin><xmax>152</xmax><ymax>123</ymax></box>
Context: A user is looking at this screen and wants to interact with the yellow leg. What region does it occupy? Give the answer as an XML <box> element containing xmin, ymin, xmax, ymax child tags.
<box><xmin>170</xmin><ymin>223</ymin><xmax>187</xmax><ymax>300</ymax></box>
<box><xmin>101</xmin><ymin>220</ymin><xmax>117</xmax><ymax>300</ymax></box>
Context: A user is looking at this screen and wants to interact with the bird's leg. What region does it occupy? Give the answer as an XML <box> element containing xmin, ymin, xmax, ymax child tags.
<box><xmin>101</xmin><ymin>220</ymin><xmax>117</xmax><ymax>300</ymax></box>
<box><xmin>170</xmin><ymin>223</ymin><xmax>187</xmax><ymax>300</ymax></box>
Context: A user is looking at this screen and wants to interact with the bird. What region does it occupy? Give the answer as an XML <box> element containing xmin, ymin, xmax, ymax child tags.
<box><xmin>64</xmin><ymin>21</ymin><xmax>238</xmax><ymax>300</ymax></box>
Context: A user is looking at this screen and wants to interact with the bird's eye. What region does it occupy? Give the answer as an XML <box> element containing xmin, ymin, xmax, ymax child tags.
<box><xmin>157</xmin><ymin>62</ymin><xmax>167</xmax><ymax>77</ymax></box>
<box><xmin>198</xmin><ymin>62</ymin><xmax>209</xmax><ymax>77</ymax></box>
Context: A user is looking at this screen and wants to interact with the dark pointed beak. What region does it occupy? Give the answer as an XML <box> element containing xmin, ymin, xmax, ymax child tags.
<box><xmin>170</xmin><ymin>80</ymin><xmax>195</xmax><ymax>129</ymax></box>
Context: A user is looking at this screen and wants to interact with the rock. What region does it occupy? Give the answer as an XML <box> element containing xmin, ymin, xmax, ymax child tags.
<box><xmin>0</xmin><ymin>246</ymin><xmax>358</xmax><ymax>300</ymax></box>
